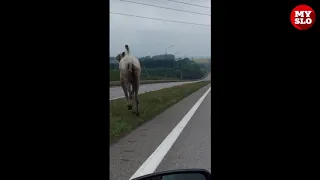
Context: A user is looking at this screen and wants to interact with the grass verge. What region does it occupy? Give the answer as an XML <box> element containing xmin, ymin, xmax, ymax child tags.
<box><xmin>109</xmin><ymin>79</ymin><xmax>187</xmax><ymax>87</ymax></box>
<box><xmin>109</xmin><ymin>72</ymin><xmax>210</xmax><ymax>87</ymax></box>
<box><xmin>110</xmin><ymin>81</ymin><xmax>211</xmax><ymax>144</ymax></box>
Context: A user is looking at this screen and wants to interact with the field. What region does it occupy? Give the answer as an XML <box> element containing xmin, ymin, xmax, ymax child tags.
<box><xmin>109</xmin><ymin>69</ymin><xmax>180</xmax><ymax>82</ymax></box>
<box><xmin>192</xmin><ymin>58</ymin><xmax>211</xmax><ymax>64</ymax></box>
<box><xmin>110</xmin><ymin>79</ymin><xmax>187</xmax><ymax>87</ymax></box>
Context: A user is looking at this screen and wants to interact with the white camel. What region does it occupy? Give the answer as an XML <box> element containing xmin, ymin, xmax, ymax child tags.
<box><xmin>116</xmin><ymin>45</ymin><xmax>141</xmax><ymax>116</ymax></box>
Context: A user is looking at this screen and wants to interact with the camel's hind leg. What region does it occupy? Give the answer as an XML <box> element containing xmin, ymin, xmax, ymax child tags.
<box><xmin>128</xmin><ymin>83</ymin><xmax>133</xmax><ymax>110</ymax></box>
<box><xmin>132</xmin><ymin>75</ymin><xmax>140</xmax><ymax>116</ymax></box>
<box><xmin>121</xmin><ymin>80</ymin><xmax>132</xmax><ymax>110</ymax></box>
<box><xmin>132</xmin><ymin>84</ymin><xmax>139</xmax><ymax>116</ymax></box>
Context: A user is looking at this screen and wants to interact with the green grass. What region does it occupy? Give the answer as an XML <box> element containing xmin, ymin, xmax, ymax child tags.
<box><xmin>109</xmin><ymin>68</ymin><xmax>209</xmax><ymax>82</ymax></box>
<box><xmin>109</xmin><ymin>69</ymin><xmax>180</xmax><ymax>81</ymax></box>
<box><xmin>109</xmin><ymin>81</ymin><xmax>211</xmax><ymax>144</ymax></box>
<box><xmin>109</xmin><ymin>79</ymin><xmax>187</xmax><ymax>87</ymax></box>
<box><xmin>192</xmin><ymin>59</ymin><xmax>211</xmax><ymax>64</ymax></box>
<box><xmin>109</xmin><ymin>72</ymin><xmax>210</xmax><ymax>87</ymax></box>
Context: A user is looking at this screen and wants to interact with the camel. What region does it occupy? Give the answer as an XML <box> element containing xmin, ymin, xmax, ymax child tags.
<box><xmin>116</xmin><ymin>45</ymin><xmax>141</xmax><ymax>116</ymax></box>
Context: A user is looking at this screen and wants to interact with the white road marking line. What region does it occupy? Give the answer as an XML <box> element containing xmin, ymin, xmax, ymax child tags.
<box><xmin>109</xmin><ymin>87</ymin><xmax>177</xmax><ymax>101</ymax></box>
<box><xmin>109</xmin><ymin>87</ymin><xmax>175</xmax><ymax>101</ymax></box>
<box><xmin>109</xmin><ymin>88</ymin><xmax>160</xmax><ymax>101</ymax></box>
<box><xmin>109</xmin><ymin>96</ymin><xmax>125</xmax><ymax>100</ymax></box>
<box><xmin>129</xmin><ymin>86</ymin><xmax>211</xmax><ymax>180</ymax></box>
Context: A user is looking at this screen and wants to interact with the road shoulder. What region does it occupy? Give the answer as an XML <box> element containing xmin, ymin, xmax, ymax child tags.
<box><xmin>110</xmin><ymin>84</ymin><xmax>211</xmax><ymax>180</ymax></box>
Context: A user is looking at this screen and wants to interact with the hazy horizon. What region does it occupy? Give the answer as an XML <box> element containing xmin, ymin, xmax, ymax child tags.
<box><xmin>110</xmin><ymin>0</ymin><xmax>211</xmax><ymax>58</ymax></box>
<box><xmin>109</xmin><ymin>54</ymin><xmax>211</xmax><ymax>59</ymax></box>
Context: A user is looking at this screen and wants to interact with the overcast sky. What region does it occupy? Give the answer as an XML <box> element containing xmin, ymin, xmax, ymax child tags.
<box><xmin>110</xmin><ymin>0</ymin><xmax>211</xmax><ymax>58</ymax></box>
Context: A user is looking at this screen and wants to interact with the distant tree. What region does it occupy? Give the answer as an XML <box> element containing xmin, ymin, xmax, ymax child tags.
<box><xmin>109</xmin><ymin>54</ymin><xmax>208</xmax><ymax>80</ymax></box>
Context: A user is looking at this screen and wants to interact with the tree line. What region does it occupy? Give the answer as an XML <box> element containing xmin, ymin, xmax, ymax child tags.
<box><xmin>109</xmin><ymin>54</ymin><xmax>210</xmax><ymax>81</ymax></box>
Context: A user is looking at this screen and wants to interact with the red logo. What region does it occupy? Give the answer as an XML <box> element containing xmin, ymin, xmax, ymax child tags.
<box><xmin>290</xmin><ymin>4</ymin><xmax>316</xmax><ymax>30</ymax></box>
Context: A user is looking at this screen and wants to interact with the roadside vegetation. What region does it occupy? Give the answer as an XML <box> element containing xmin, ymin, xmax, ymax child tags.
<box><xmin>109</xmin><ymin>81</ymin><xmax>211</xmax><ymax>144</ymax></box>
<box><xmin>109</xmin><ymin>55</ymin><xmax>211</xmax><ymax>82</ymax></box>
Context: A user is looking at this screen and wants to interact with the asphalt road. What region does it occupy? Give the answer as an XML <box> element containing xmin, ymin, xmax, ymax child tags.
<box><xmin>155</xmin><ymin>91</ymin><xmax>211</xmax><ymax>173</ymax></box>
<box><xmin>110</xmin><ymin>83</ymin><xmax>211</xmax><ymax>180</ymax></box>
<box><xmin>109</xmin><ymin>73</ymin><xmax>211</xmax><ymax>100</ymax></box>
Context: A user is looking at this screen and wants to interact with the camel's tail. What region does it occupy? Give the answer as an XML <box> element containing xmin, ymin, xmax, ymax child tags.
<box><xmin>128</xmin><ymin>63</ymin><xmax>133</xmax><ymax>73</ymax></box>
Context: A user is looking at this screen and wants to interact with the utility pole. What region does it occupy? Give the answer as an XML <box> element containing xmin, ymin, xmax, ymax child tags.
<box><xmin>174</xmin><ymin>52</ymin><xmax>179</xmax><ymax>79</ymax></box>
<box><xmin>140</xmin><ymin>60</ymin><xmax>149</xmax><ymax>77</ymax></box>
<box><xmin>165</xmin><ymin>45</ymin><xmax>173</xmax><ymax>79</ymax></box>
<box><xmin>180</xmin><ymin>63</ymin><xmax>183</xmax><ymax>80</ymax></box>
<box><xmin>164</xmin><ymin>45</ymin><xmax>173</xmax><ymax>79</ymax></box>
<box><xmin>165</xmin><ymin>45</ymin><xmax>173</xmax><ymax>60</ymax></box>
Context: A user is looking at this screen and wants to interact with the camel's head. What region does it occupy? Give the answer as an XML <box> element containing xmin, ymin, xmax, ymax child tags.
<box><xmin>116</xmin><ymin>52</ymin><xmax>125</xmax><ymax>62</ymax></box>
